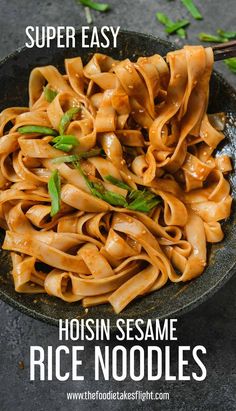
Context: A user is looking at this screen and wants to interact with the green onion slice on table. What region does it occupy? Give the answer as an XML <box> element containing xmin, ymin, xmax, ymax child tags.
<box><xmin>165</xmin><ymin>20</ymin><xmax>190</xmax><ymax>35</ymax></box>
<box><xmin>181</xmin><ymin>0</ymin><xmax>202</xmax><ymax>20</ymax></box>
<box><xmin>217</xmin><ymin>29</ymin><xmax>236</xmax><ymax>40</ymax></box>
<box><xmin>198</xmin><ymin>33</ymin><xmax>227</xmax><ymax>43</ymax></box>
<box><xmin>224</xmin><ymin>58</ymin><xmax>236</xmax><ymax>73</ymax></box>
<box><xmin>156</xmin><ymin>12</ymin><xmax>186</xmax><ymax>39</ymax></box>
<box><xmin>76</xmin><ymin>0</ymin><xmax>110</xmax><ymax>12</ymax></box>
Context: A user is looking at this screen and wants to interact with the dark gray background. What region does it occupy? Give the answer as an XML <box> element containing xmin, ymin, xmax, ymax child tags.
<box><xmin>0</xmin><ymin>0</ymin><xmax>235</xmax><ymax>410</ymax></box>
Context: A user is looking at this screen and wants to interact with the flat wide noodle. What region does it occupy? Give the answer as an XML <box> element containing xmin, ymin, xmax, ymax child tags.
<box><xmin>0</xmin><ymin>46</ymin><xmax>232</xmax><ymax>312</ymax></box>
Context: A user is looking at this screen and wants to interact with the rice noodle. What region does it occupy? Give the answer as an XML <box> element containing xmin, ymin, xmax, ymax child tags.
<box><xmin>0</xmin><ymin>46</ymin><xmax>232</xmax><ymax>313</ymax></box>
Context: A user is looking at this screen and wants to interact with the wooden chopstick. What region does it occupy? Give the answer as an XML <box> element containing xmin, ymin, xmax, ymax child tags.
<box><xmin>212</xmin><ymin>39</ymin><xmax>236</xmax><ymax>61</ymax></box>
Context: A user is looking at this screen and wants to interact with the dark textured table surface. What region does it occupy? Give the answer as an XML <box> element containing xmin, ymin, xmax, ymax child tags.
<box><xmin>0</xmin><ymin>1</ymin><xmax>235</xmax><ymax>410</ymax></box>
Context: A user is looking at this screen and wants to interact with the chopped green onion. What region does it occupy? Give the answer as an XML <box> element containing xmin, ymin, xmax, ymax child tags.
<box><xmin>224</xmin><ymin>58</ymin><xmax>236</xmax><ymax>74</ymax></box>
<box><xmin>217</xmin><ymin>29</ymin><xmax>236</xmax><ymax>40</ymax></box>
<box><xmin>84</xmin><ymin>6</ymin><xmax>93</xmax><ymax>23</ymax></box>
<box><xmin>181</xmin><ymin>0</ymin><xmax>202</xmax><ymax>20</ymax></box>
<box><xmin>48</xmin><ymin>170</ymin><xmax>61</xmax><ymax>217</ymax></box>
<box><xmin>76</xmin><ymin>0</ymin><xmax>110</xmax><ymax>12</ymax></box>
<box><xmin>73</xmin><ymin>160</ymin><xmax>92</xmax><ymax>190</ymax></box>
<box><xmin>78</xmin><ymin>148</ymin><xmax>103</xmax><ymax>159</ymax></box>
<box><xmin>52</xmin><ymin>135</ymin><xmax>79</xmax><ymax>146</ymax></box>
<box><xmin>52</xmin><ymin>153</ymin><xmax>77</xmax><ymax>164</ymax></box>
<box><xmin>52</xmin><ymin>148</ymin><xmax>103</xmax><ymax>164</ymax></box>
<box><xmin>74</xmin><ymin>161</ymin><xmax>126</xmax><ymax>207</ymax></box>
<box><xmin>52</xmin><ymin>135</ymin><xmax>79</xmax><ymax>152</ymax></box>
<box><xmin>94</xmin><ymin>188</ymin><xmax>128</xmax><ymax>207</ymax></box>
<box><xmin>105</xmin><ymin>175</ymin><xmax>131</xmax><ymax>191</ymax></box>
<box><xmin>128</xmin><ymin>198</ymin><xmax>160</xmax><ymax>212</ymax></box>
<box><xmin>128</xmin><ymin>190</ymin><xmax>142</xmax><ymax>201</ymax></box>
<box><xmin>43</xmin><ymin>86</ymin><xmax>58</xmax><ymax>103</ymax></box>
<box><xmin>104</xmin><ymin>175</ymin><xmax>161</xmax><ymax>211</ymax></box>
<box><xmin>165</xmin><ymin>20</ymin><xmax>190</xmax><ymax>35</ymax></box>
<box><xmin>175</xmin><ymin>28</ymin><xmax>186</xmax><ymax>39</ymax></box>
<box><xmin>156</xmin><ymin>12</ymin><xmax>186</xmax><ymax>39</ymax></box>
<box><xmin>18</xmin><ymin>125</ymin><xmax>57</xmax><ymax>136</ymax></box>
<box><xmin>53</xmin><ymin>143</ymin><xmax>73</xmax><ymax>152</ymax></box>
<box><xmin>59</xmin><ymin>107</ymin><xmax>81</xmax><ymax>135</ymax></box>
<box><xmin>198</xmin><ymin>33</ymin><xmax>227</xmax><ymax>43</ymax></box>
<box><xmin>127</xmin><ymin>190</ymin><xmax>161</xmax><ymax>212</ymax></box>
<box><xmin>75</xmin><ymin>163</ymin><xmax>161</xmax><ymax>212</ymax></box>
<box><xmin>78</xmin><ymin>0</ymin><xmax>109</xmax><ymax>12</ymax></box>
<box><xmin>156</xmin><ymin>12</ymin><xmax>171</xmax><ymax>26</ymax></box>
<box><xmin>74</xmin><ymin>162</ymin><xmax>104</xmax><ymax>199</ymax></box>
<box><xmin>52</xmin><ymin>155</ymin><xmax>79</xmax><ymax>164</ymax></box>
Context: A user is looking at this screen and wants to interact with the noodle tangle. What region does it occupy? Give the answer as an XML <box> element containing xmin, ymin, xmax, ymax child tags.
<box><xmin>0</xmin><ymin>45</ymin><xmax>232</xmax><ymax>313</ymax></box>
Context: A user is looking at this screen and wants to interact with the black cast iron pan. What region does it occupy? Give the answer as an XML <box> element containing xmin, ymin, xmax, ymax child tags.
<box><xmin>0</xmin><ymin>30</ymin><xmax>235</xmax><ymax>328</ymax></box>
